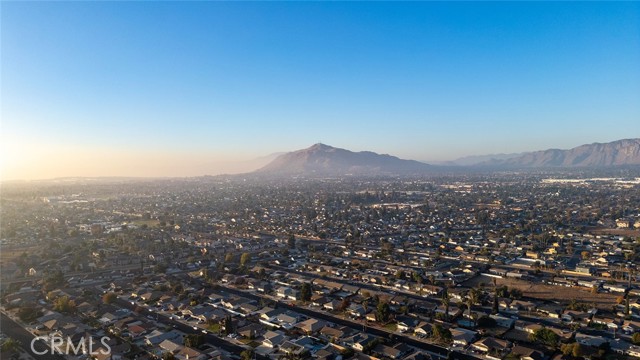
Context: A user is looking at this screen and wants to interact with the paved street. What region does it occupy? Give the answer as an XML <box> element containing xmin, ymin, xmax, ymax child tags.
<box><xmin>0</xmin><ymin>312</ymin><xmax>64</xmax><ymax>360</ymax></box>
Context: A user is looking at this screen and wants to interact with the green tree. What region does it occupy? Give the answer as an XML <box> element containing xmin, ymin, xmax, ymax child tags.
<box><xmin>184</xmin><ymin>334</ymin><xmax>204</xmax><ymax>348</ymax></box>
<box><xmin>432</xmin><ymin>324</ymin><xmax>453</xmax><ymax>344</ymax></box>
<box><xmin>528</xmin><ymin>327</ymin><xmax>559</xmax><ymax>347</ymax></box>
<box><xmin>53</xmin><ymin>296</ymin><xmax>76</xmax><ymax>314</ymax></box>
<box><xmin>467</xmin><ymin>288</ymin><xmax>480</xmax><ymax>319</ymax></box>
<box><xmin>43</xmin><ymin>270</ymin><xmax>65</xmax><ymax>291</ymax></box>
<box><xmin>257</xmin><ymin>268</ymin><xmax>266</xmax><ymax>279</ymax></box>
<box><xmin>632</xmin><ymin>332</ymin><xmax>640</xmax><ymax>345</ymax></box>
<box><xmin>376</xmin><ymin>301</ymin><xmax>390</xmax><ymax>323</ymax></box>
<box><xmin>476</xmin><ymin>316</ymin><xmax>496</xmax><ymax>328</ymax></box>
<box><xmin>172</xmin><ymin>283</ymin><xmax>184</xmax><ymax>294</ymax></box>
<box><xmin>0</xmin><ymin>338</ymin><xmax>21</xmax><ymax>353</ymax></box>
<box><xmin>441</xmin><ymin>291</ymin><xmax>451</xmax><ymax>322</ymax></box>
<box><xmin>561</xmin><ymin>342</ymin><xmax>584</xmax><ymax>358</ymax></box>
<box><xmin>18</xmin><ymin>306</ymin><xmax>41</xmax><ymax>322</ymax></box>
<box><xmin>300</xmin><ymin>282</ymin><xmax>312</xmax><ymax>302</ymax></box>
<box><xmin>102</xmin><ymin>292</ymin><xmax>118</xmax><ymax>304</ymax></box>
<box><xmin>572</xmin><ymin>343</ymin><xmax>584</xmax><ymax>358</ymax></box>
<box><xmin>154</xmin><ymin>263</ymin><xmax>168</xmax><ymax>273</ymax></box>
<box><xmin>338</xmin><ymin>298</ymin><xmax>350</xmax><ymax>312</ymax></box>
<box><xmin>240</xmin><ymin>253</ymin><xmax>251</xmax><ymax>267</ymax></box>
<box><xmin>626</xmin><ymin>293</ymin><xmax>630</xmax><ymax>316</ymax></box>
<box><xmin>240</xmin><ymin>350</ymin><xmax>255</xmax><ymax>360</ymax></box>
<box><xmin>223</xmin><ymin>315</ymin><xmax>234</xmax><ymax>335</ymax></box>
<box><xmin>492</xmin><ymin>278</ymin><xmax>499</xmax><ymax>314</ymax></box>
<box><xmin>561</xmin><ymin>343</ymin><xmax>574</xmax><ymax>356</ymax></box>
<box><xmin>412</xmin><ymin>272</ymin><xmax>423</xmax><ymax>284</ymax></box>
<box><xmin>509</xmin><ymin>288</ymin><xmax>523</xmax><ymax>300</ymax></box>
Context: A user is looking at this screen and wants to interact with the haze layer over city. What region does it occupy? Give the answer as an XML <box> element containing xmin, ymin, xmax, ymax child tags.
<box><xmin>1</xmin><ymin>3</ymin><xmax>640</xmax><ymax>360</ymax></box>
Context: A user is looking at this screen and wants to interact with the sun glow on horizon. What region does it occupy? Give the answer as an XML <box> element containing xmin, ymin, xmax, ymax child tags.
<box><xmin>0</xmin><ymin>140</ymin><xmax>266</xmax><ymax>181</ymax></box>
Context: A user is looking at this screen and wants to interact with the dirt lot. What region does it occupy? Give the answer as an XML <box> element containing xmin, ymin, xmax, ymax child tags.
<box><xmin>588</xmin><ymin>227</ymin><xmax>640</xmax><ymax>237</ymax></box>
<box><xmin>0</xmin><ymin>246</ymin><xmax>40</xmax><ymax>261</ymax></box>
<box><xmin>462</xmin><ymin>275</ymin><xmax>620</xmax><ymax>309</ymax></box>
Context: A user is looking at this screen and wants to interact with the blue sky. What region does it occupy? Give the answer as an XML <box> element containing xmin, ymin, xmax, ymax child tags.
<box><xmin>2</xmin><ymin>1</ymin><xmax>639</xmax><ymax>179</ymax></box>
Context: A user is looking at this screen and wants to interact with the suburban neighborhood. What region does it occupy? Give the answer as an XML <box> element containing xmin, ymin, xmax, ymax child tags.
<box><xmin>1</xmin><ymin>173</ymin><xmax>639</xmax><ymax>360</ymax></box>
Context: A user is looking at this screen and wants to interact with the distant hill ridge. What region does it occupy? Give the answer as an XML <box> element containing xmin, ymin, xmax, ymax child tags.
<box><xmin>492</xmin><ymin>138</ymin><xmax>640</xmax><ymax>167</ymax></box>
<box><xmin>255</xmin><ymin>138</ymin><xmax>640</xmax><ymax>177</ymax></box>
<box><xmin>256</xmin><ymin>143</ymin><xmax>433</xmax><ymax>176</ymax></box>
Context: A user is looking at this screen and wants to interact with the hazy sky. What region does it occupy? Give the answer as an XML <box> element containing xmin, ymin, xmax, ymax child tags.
<box><xmin>2</xmin><ymin>2</ymin><xmax>639</xmax><ymax>180</ymax></box>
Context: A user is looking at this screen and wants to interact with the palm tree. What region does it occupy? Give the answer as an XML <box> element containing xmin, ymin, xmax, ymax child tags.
<box><xmin>470</xmin><ymin>311</ymin><xmax>479</xmax><ymax>328</ymax></box>
<box><xmin>492</xmin><ymin>278</ymin><xmax>499</xmax><ymax>314</ymax></box>
<box><xmin>441</xmin><ymin>290</ymin><xmax>451</xmax><ymax>322</ymax></box>
<box><xmin>1</xmin><ymin>338</ymin><xmax>21</xmax><ymax>354</ymax></box>
<box><xmin>467</xmin><ymin>288</ymin><xmax>480</xmax><ymax>318</ymax></box>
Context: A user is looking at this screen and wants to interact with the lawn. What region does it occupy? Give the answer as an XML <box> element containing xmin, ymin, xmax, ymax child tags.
<box><xmin>130</xmin><ymin>219</ymin><xmax>160</xmax><ymax>228</ymax></box>
<box><xmin>384</xmin><ymin>323</ymin><xmax>398</xmax><ymax>331</ymax></box>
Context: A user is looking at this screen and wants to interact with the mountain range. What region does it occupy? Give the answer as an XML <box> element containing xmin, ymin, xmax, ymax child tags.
<box><xmin>256</xmin><ymin>143</ymin><xmax>434</xmax><ymax>176</ymax></box>
<box><xmin>494</xmin><ymin>138</ymin><xmax>640</xmax><ymax>167</ymax></box>
<box><xmin>255</xmin><ymin>139</ymin><xmax>640</xmax><ymax>176</ymax></box>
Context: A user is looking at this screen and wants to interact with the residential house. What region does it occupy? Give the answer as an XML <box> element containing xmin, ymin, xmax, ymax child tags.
<box><xmin>311</xmin><ymin>295</ymin><xmax>329</xmax><ymax>307</ymax></box>
<box><xmin>610</xmin><ymin>339</ymin><xmax>634</xmax><ymax>356</ymax></box>
<box><xmin>314</xmin><ymin>344</ymin><xmax>346</xmax><ymax>360</ymax></box>
<box><xmin>413</xmin><ymin>322</ymin><xmax>433</xmax><ymax>338</ymax></box>
<box><xmin>537</xmin><ymin>304</ymin><xmax>562</xmax><ymax>319</ymax></box>
<box><xmin>145</xmin><ymin>330</ymin><xmax>184</xmax><ymax>346</ymax></box>
<box><xmin>139</xmin><ymin>291</ymin><xmax>162</xmax><ymax>302</ymax></box>
<box><xmin>347</xmin><ymin>304</ymin><xmax>367</xmax><ymax>318</ymax></box>
<box><xmin>221</xmin><ymin>296</ymin><xmax>251</xmax><ymax>311</ymax></box>
<box><xmin>323</xmin><ymin>300</ymin><xmax>342</xmax><ymax>311</ymax></box>
<box><xmin>295</xmin><ymin>318</ymin><xmax>327</xmax><ymax>335</ymax></box>
<box><xmin>510</xmin><ymin>345</ymin><xmax>546</xmax><ymax>360</ymax></box>
<box><xmin>490</xmin><ymin>314</ymin><xmax>515</xmax><ymax>329</ymax></box>
<box><xmin>262</xmin><ymin>330</ymin><xmax>287</xmax><ymax>348</ymax></box>
<box><xmin>419</xmin><ymin>284</ymin><xmax>442</xmax><ymax>296</ymax></box>
<box><xmin>371</xmin><ymin>344</ymin><xmax>403</xmax><ymax>359</ymax></box>
<box><xmin>237</xmin><ymin>323</ymin><xmax>262</xmax><ymax>340</ymax></box>
<box><xmin>255</xmin><ymin>282</ymin><xmax>273</xmax><ymax>294</ymax></box>
<box><xmin>341</xmin><ymin>284</ymin><xmax>360</xmax><ymax>296</ymax></box>
<box><xmin>451</xmin><ymin>328</ymin><xmax>478</xmax><ymax>347</ymax></box>
<box><xmin>238</xmin><ymin>302</ymin><xmax>259</xmax><ymax>316</ymax></box>
<box><xmin>395</xmin><ymin>315</ymin><xmax>420</xmax><ymax>333</ymax></box>
<box><xmin>318</xmin><ymin>325</ymin><xmax>348</xmax><ymax>343</ymax></box>
<box><xmin>561</xmin><ymin>310</ymin><xmax>590</xmax><ymax>324</ymax></box>
<box><xmin>280</xmin><ymin>341</ymin><xmax>307</xmax><ymax>358</ymax></box>
<box><xmin>159</xmin><ymin>339</ymin><xmax>183</xmax><ymax>354</ymax></box>
<box><xmin>592</xmin><ymin>316</ymin><xmax>621</xmax><ymax>331</ymax></box>
<box><xmin>345</xmin><ymin>333</ymin><xmax>377</xmax><ymax>352</ymax></box>
<box><xmin>472</xmin><ymin>337</ymin><xmax>511</xmax><ymax>358</ymax></box>
<box><xmin>435</xmin><ymin>305</ymin><xmax>462</xmax><ymax>319</ymax></box>
<box><xmin>622</xmin><ymin>320</ymin><xmax>640</xmax><ymax>334</ymax></box>
<box><xmin>276</xmin><ymin>287</ymin><xmax>298</xmax><ymax>301</ymax></box>
<box><xmin>273</xmin><ymin>312</ymin><xmax>300</xmax><ymax>330</ymax></box>
<box><xmin>575</xmin><ymin>333</ymin><xmax>609</xmax><ymax>348</ymax></box>
<box><xmin>176</xmin><ymin>347</ymin><xmax>207</xmax><ymax>360</ymax></box>
<box><xmin>207</xmin><ymin>292</ymin><xmax>225</xmax><ymax>305</ymax></box>
<box><xmin>515</xmin><ymin>320</ymin><xmax>539</xmax><ymax>334</ymax></box>
<box><xmin>185</xmin><ymin>306</ymin><xmax>213</xmax><ymax>322</ymax></box>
